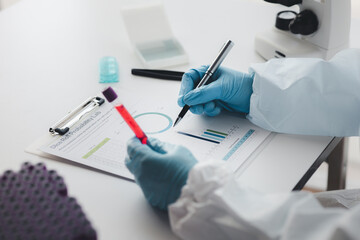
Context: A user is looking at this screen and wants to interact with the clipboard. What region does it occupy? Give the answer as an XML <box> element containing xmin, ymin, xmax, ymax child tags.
<box><xmin>27</xmin><ymin>95</ymin><xmax>106</xmax><ymax>154</ymax></box>
<box><xmin>24</xmin><ymin>95</ymin><xmax>128</xmax><ymax>176</ymax></box>
<box><xmin>49</xmin><ymin>96</ymin><xmax>105</xmax><ymax>136</ymax></box>
<box><xmin>25</xmin><ymin>92</ymin><xmax>138</xmax><ymax>180</ymax></box>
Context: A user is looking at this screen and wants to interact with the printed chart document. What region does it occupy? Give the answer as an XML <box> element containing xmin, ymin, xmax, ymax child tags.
<box><xmin>38</xmin><ymin>91</ymin><xmax>271</xmax><ymax>180</ymax></box>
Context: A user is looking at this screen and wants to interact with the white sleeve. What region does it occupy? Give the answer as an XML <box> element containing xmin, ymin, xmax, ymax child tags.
<box><xmin>169</xmin><ymin>162</ymin><xmax>360</xmax><ymax>240</ymax></box>
<box><xmin>247</xmin><ymin>48</ymin><xmax>360</xmax><ymax>137</ymax></box>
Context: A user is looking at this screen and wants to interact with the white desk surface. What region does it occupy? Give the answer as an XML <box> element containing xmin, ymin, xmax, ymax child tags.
<box><xmin>0</xmin><ymin>0</ymin><xmax>359</xmax><ymax>239</ymax></box>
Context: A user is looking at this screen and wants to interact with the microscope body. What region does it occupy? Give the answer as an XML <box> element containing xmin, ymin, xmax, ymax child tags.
<box><xmin>255</xmin><ymin>0</ymin><xmax>351</xmax><ymax>60</ymax></box>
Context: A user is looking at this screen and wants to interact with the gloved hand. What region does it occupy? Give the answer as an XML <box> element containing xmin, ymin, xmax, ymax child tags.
<box><xmin>178</xmin><ymin>66</ymin><xmax>254</xmax><ymax>116</ymax></box>
<box><xmin>125</xmin><ymin>137</ymin><xmax>198</xmax><ymax>211</ymax></box>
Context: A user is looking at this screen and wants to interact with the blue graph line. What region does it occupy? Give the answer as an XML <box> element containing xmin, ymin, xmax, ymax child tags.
<box><xmin>223</xmin><ymin>129</ymin><xmax>255</xmax><ymax>161</ymax></box>
<box><xmin>201</xmin><ymin>134</ymin><xmax>224</xmax><ymax>142</ymax></box>
<box><xmin>133</xmin><ymin>112</ymin><xmax>173</xmax><ymax>134</ymax></box>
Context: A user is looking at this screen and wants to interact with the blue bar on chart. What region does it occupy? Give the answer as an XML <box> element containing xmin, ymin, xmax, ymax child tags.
<box><xmin>202</xmin><ymin>129</ymin><xmax>227</xmax><ymax>142</ymax></box>
<box><xmin>177</xmin><ymin>129</ymin><xmax>228</xmax><ymax>144</ymax></box>
<box><xmin>222</xmin><ymin>129</ymin><xmax>255</xmax><ymax>160</ymax></box>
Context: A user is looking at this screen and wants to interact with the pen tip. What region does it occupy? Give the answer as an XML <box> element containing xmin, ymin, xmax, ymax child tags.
<box><xmin>173</xmin><ymin>118</ymin><xmax>180</xmax><ymax>127</ymax></box>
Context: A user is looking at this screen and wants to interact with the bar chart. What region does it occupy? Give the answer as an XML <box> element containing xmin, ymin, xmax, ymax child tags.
<box><xmin>172</xmin><ymin>114</ymin><xmax>271</xmax><ymax>172</ymax></box>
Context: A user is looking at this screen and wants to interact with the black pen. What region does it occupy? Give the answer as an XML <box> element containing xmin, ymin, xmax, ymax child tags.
<box><xmin>131</xmin><ymin>69</ymin><xmax>184</xmax><ymax>81</ymax></box>
<box><xmin>173</xmin><ymin>40</ymin><xmax>234</xmax><ymax>127</ymax></box>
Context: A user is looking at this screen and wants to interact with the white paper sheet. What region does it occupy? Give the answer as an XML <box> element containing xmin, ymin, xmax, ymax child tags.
<box><xmin>38</xmin><ymin>91</ymin><xmax>271</xmax><ymax>179</ymax></box>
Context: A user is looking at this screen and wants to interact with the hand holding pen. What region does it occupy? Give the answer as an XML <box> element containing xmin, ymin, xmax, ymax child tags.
<box><xmin>176</xmin><ymin>40</ymin><xmax>255</xmax><ymax>123</ymax></box>
<box><xmin>174</xmin><ymin>40</ymin><xmax>234</xmax><ymax>126</ymax></box>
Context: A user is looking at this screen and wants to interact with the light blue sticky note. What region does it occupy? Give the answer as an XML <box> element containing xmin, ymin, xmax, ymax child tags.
<box><xmin>99</xmin><ymin>56</ymin><xmax>119</xmax><ymax>83</ymax></box>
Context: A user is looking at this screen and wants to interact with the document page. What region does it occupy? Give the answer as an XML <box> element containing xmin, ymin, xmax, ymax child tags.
<box><xmin>166</xmin><ymin>114</ymin><xmax>271</xmax><ymax>173</ymax></box>
<box><xmin>40</xmin><ymin>91</ymin><xmax>271</xmax><ymax>179</ymax></box>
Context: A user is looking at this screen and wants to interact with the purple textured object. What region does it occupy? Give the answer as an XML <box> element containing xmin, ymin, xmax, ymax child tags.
<box><xmin>102</xmin><ymin>87</ymin><xmax>118</xmax><ymax>103</ymax></box>
<box><xmin>0</xmin><ymin>162</ymin><xmax>97</xmax><ymax>240</ymax></box>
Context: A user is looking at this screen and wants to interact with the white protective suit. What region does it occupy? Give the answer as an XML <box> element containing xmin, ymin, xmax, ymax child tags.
<box><xmin>169</xmin><ymin>49</ymin><xmax>360</xmax><ymax>240</ymax></box>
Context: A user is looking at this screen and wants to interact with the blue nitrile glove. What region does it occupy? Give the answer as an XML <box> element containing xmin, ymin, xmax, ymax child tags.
<box><xmin>178</xmin><ymin>66</ymin><xmax>254</xmax><ymax>116</ymax></box>
<box><xmin>125</xmin><ymin>137</ymin><xmax>198</xmax><ymax>211</ymax></box>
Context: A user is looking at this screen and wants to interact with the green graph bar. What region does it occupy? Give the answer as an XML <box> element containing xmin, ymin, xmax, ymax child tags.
<box><xmin>206</xmin><ymin>129</ymin><xmax>228</xmax><ymax>136</ymax></box>
<box><xmin>82</xmin><ymin>138</ymin><xmax>110</xmax><ymax>159</ymax></box>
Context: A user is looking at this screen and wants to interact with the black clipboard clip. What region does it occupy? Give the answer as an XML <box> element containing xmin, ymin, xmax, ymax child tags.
<box><xmin>49</xmin><ymin>96</ymin><xmax>105</xmax><ymax>136</ymax></box>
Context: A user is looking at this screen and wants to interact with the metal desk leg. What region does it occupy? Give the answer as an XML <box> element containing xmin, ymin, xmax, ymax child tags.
<box><xmin>326</xmin><ymin>138</ymin><xmax>348</xmax><ymax>190</ymax></box>
<box><xmin>293</xmin><ymin>137</ymin><xmax>343</xmax><ymax>191</ymax></box>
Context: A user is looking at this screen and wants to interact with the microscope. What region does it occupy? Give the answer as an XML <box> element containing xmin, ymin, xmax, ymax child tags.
<box><xmin>255</xmin><ymin>0</ymin><xmax>351</xmax><ymax>60</ymax></box>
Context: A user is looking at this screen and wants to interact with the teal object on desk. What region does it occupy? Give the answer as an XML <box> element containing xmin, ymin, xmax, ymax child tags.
<box><xmin>99</xmin><ymin>56</ymin><xmax>119</xmax><ymax>83</ymax></box>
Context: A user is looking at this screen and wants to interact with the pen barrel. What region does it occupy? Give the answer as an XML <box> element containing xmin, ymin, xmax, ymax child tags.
<box><xmin>207</xmin><ymin>40</ymin><xmax>234</xmax><ymax>74</ymax></box>
<box><xmin>179</xmin><ymin>105</ymin><xmax>190</xmax><ymax>118</ymax></box>
<box><xmin>173</xmin><ymin>40</ymin><xmax>234</xmax><ymax>127</ymax></box>
<box><xmin>197</xmin><ymin>73</ymin><xmax>212</xmax><ymax>87</ymax></box>
<box><xmin>197</xmin><ymin>40</ymin><xmax>234</xmax><ymax>88</ymax></box>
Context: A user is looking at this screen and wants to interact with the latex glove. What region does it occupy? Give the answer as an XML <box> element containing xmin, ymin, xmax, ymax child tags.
<box><xmin>178</xmin><ymin>66</ymin><xmax>254</xmax><ymax>116</ymax></box>
<box><xmin>125</xmin><ymin>137</ymin><xmax>198</xmax><ymax>211</ymax></box>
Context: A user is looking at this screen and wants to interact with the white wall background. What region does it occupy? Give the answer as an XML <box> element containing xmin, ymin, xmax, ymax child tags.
<box><xmin>0</xmin><ymin>0</ymin><xmax>19</xmax><ymax>9</ymax></box>
<box><xmin>1</xmin><ymin>0</ymin><xmax>360</xmax><ymax>17</ymax></box>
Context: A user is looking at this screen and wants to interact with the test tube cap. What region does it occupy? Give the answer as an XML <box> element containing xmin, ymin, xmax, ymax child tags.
<box><xmin>102</xmin><ymin>86</ymin><xmax>118</xmax><ymax>103</ymax></box>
